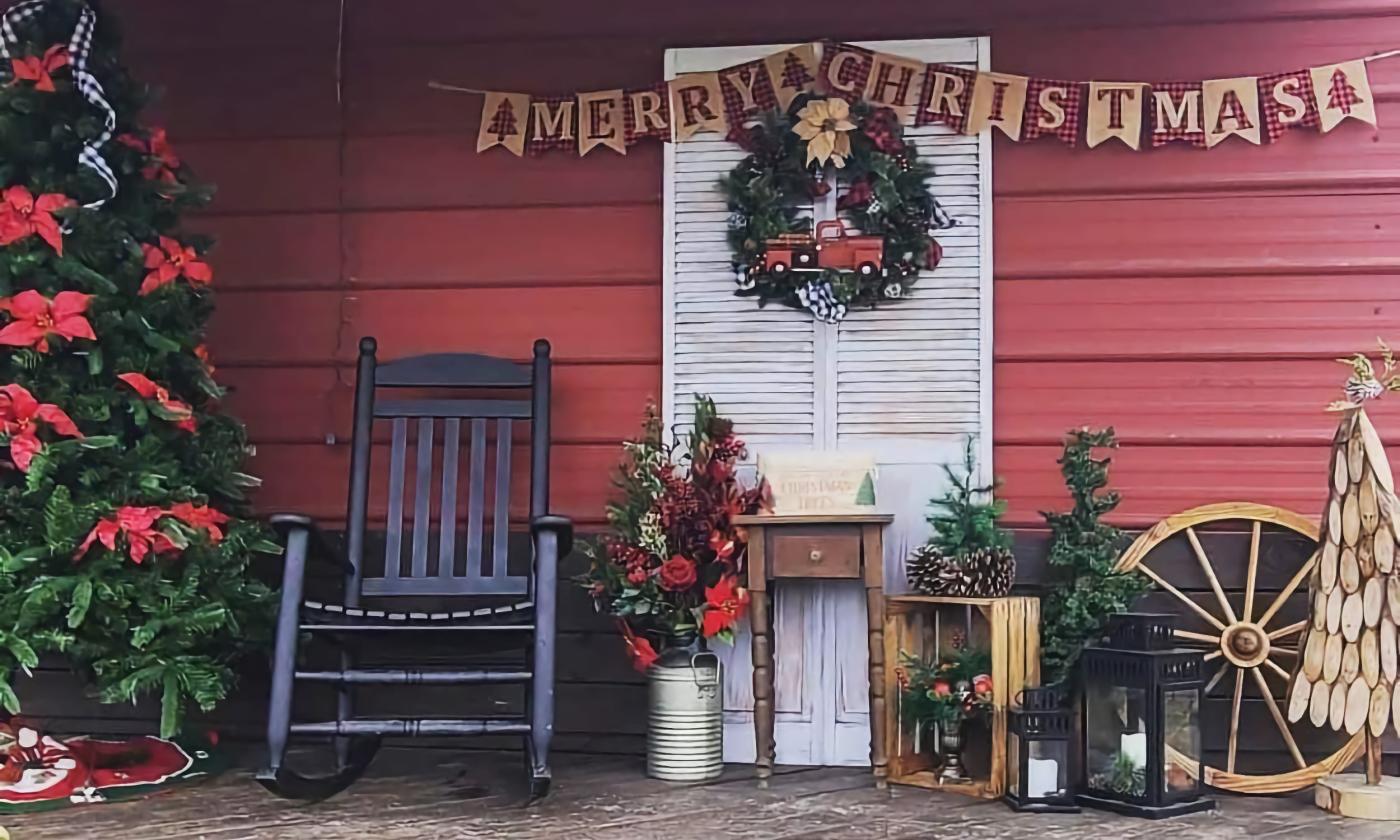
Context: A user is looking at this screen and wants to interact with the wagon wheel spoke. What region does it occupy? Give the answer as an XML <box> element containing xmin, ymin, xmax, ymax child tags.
<box><xmin>1175</xmin><ymin>629</ymin><xmax>1221</xmax><ymax>645</ymax></box>
<box><xmin>1251</xmin><ymin>667</ymin><xmax>1306</xmax><ymax>769</ymax></box>
<box><xmin>1257</xmin><ymin>552</ymin><xmax>1318</xmax><ymax>629</ymax></box>
<box><xmin>1243</xmin><ymin>521</ymin><xmax>1262</xmax><ymax>622</ymax></box>
<box><xmin>1187</xmin><ymin>527</ymin><xmax>1238</xmax><ymax>624</ymax></box>
<box><xmin>1138</xmin><ymin>562</ymin><xmax>1227</xmax><ymax>631</ymax></box>
<box><xmin>1270</xmin><ymin>647</ymin><xmax>1299</xmax><ymax>658</ymax></box>
<box><xmin>1228</xmin><ymin>669</ymin><xmax>1244</xmax><ymax>773</ymax></box>
<box><xmin>1262</xmin><ymin>658</ymin><xmax>1292</xmax><ymax>683</ymax></box>
<box><xmin>1268</xmin><ymin>620</ymin><xmax>1306</xmax><ymax>641</ymax></box>
<box><xmin>1204</xmin><ymin>662</ymin><xmax>1230</xmax><ymax>694</ymax></box>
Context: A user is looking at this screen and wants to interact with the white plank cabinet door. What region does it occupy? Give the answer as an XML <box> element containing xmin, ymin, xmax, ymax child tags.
<box><xmin>664</xmin><ymin>37</ymin><xmax>993</xmax><ymax>767</ymax></box>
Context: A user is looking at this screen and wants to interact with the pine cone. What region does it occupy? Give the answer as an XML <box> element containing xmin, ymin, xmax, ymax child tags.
<box><xmin>907</xmin><ymin>545</ymin><xmax>1015</xmax><ymax>598</ymax></box>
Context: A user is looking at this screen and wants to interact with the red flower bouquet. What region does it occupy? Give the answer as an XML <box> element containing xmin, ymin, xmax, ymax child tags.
<box><xmin>582</xmin><ymin>396</ymin><xmax>769</xmax><ymax>670</ymax></box>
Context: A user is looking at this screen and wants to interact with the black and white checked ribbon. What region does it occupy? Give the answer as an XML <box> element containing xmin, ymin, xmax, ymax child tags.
<box><xmin>0</xmin><ymin>0</ymin><xmax>117</xmax><ymax>209</ymax></box>
<box><xmin>796</xmin><ymin>278</ymin><xmax>848</xmax><ymax>324</ymax></box>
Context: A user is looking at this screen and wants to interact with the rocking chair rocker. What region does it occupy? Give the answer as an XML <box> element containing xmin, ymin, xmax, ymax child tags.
<box><xmin>257</xmin><ymin>337</ymin><xmax>573</xmax><ymax>801</ymax></box>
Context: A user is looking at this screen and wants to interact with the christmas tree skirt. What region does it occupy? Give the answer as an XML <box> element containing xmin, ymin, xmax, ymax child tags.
<box><xmin>0</xmin><ymin>734</ymin><xmax>224</xmax><ymax>814</ymax></box>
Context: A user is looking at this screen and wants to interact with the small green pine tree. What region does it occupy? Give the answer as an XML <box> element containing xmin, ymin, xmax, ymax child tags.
<box><xmin>1038</xmin><ymin>428</ymin><xmax>1148</xmax><ymax>684</ymax></box>
<box><xmin>925</xmin><ymin>437</ymin><xmax>1012</xmax><ymax>556</ymax></box>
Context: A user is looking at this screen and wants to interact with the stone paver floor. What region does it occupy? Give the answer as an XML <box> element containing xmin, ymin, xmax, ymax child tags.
<box><xmin>5</xmin><ymin>748</ymin><xmax>1398</xmax><ymax>839</ymax></box>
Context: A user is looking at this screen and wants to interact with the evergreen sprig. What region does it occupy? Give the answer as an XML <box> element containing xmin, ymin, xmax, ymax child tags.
<box><xmin>1038</xmin><ymin>428</ymin><xmax>1148</xmax><ymax>684</ymax></box>
<box><xmin>0</xmin><ymin>0</ymin><xmax>275</xmax><ymax>736</ymax></box>
<box><xmin>925</xmin><ymin>437</ymin><xmax>1012</xmax><ymax>557</ymax></box>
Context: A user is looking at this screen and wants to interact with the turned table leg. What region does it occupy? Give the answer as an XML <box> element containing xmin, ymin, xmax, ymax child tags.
<box><xmin>748</xmin><ymin>527</ymin><xmax>775</xmax><ymax>788</ymax></box>
<box><xmin>863</xmin><ymin>524</ymin><xmax>888</xmax><ymax>788</ymax></box>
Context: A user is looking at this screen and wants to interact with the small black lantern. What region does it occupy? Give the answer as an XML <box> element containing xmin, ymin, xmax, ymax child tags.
<box><xmin>1077</xmin><ymin>613</ymin><xmax>1215</xmax><ymax>819</ymax></box>
<box><xmin>1005</xmin><ymin>685</ymin><xmax>1078</xmax><ymax>813</ymax></box>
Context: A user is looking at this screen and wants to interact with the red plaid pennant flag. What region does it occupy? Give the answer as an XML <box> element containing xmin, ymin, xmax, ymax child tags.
<box><xmin>818</xmin><ymin>41</ymin><xmax>874</xmax><ymax>102</ymax></box>
<box><xmin>624</xmin><ymin>82</ymin><xmax>670</xmax><ymax>145</ymax></box>
<box><xmin>915</xmin><ymin>64</ymin><xmax>975</xmax><ymax>131</ymax></box>
<box><xmin>1149</xmin><ymin>81</ymin><xmax>1206</xmax><ymax>148</ymax></box>
<box><xmin>1021</xmin><ymin>78</ymin><xmax>1081</xmax><ymax>145</ymax></box>
<box><xmin>1257</xmin><ymin>69</ymin><xmax>1320</xmax><ymax>142</ymax></box>
<box><xmin>719</xmin><ymin>60</ymin><xmax>779</xmax><ymax>131</ymax></box>
<box><xmin>526</xmin><ymin>95</ymin><xmax>576</xmax><ymax>156</ymax></box>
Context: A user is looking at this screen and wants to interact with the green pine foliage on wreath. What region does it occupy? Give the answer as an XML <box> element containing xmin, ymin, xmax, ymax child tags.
<box><xmin>0</xmin><ymin>0</ymin><xmax>275</xmax><ymax>736</ymax></box>
<box><xmin>720</xmin><ymin>94</ymin><xmax>948</xmax><ymax>322</ymax></box>
<box><xmin>1038</xmin><ymin>428</ymin><xmax>1149</xmax><ymax>685</ymax></box>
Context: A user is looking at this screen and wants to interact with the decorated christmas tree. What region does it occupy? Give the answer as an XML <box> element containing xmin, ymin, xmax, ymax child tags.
<box><xmin>1287</xmin><ymin>342</ymin><xmax>1400</xmax><ymax>790</ymax></box>
<box><xmin>0</xmin><ymin>0</ymin><xmax>274</xmax><ymax>736</ymax></box>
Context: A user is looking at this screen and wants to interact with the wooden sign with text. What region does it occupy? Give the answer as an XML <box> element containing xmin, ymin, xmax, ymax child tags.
<box><xmin>758</xmin><ymin>451</ymin><xmax>877</xmax><ymax>514</ymax></box>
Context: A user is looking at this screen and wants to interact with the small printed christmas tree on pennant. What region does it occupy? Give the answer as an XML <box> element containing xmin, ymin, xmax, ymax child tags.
<box><xmin>1287</xmin><ymin>340</ymin><xmax>1400</xmax><ymax>791</ymax></box>
<box><xmin>780</xmin><ymin>52</ymin><xmax>815</xmax><ymax>93</ymax></box>
<box><xmin>487</xmin><ymin>98</ymin><xmax>519</xmax><ymax>142</ymax></box>
<box><xmin>0</xmin><ymin>0</ymin><xmax>276</xmax><ymax>737</ymax></box>
<box><xmin>1327</xmin><ymin>68</ymin><xmax>1359</xmax><ymax>115</ymax></box>
<box><xmin>1310</xmin><ymin>59</ymin><xmax>1377</xmax><ymax>132</ymax></box>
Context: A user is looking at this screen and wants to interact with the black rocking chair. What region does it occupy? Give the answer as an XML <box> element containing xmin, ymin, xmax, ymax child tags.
<box><xmin>257</xmin><ymin>337</ymin><xmax>573</xmax><ymax>801</ymax></box>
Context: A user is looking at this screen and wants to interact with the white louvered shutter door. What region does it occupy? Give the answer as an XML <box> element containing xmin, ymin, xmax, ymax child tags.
<box><xmin>663</xmin><ymin>38</ymin><xmax>992</xmax><ymax>767</ymax></box>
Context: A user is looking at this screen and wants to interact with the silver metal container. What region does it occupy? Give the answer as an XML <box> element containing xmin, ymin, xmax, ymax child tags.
<box><xmin>646</xmin><ymin>650</ymin><xmax>723</xmax><ymax>782</ymax></box>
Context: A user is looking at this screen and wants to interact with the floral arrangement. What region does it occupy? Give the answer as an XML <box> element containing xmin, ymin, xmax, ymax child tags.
<box><xmin>897</xmin><ymin>648</ymin><xmax>994</xmax><ymax>728</ymax></box>
<box><xmin>582</xmin><ymin>396</ymin><xmax>770</xmax><ymax>671</ymax></box>
<box><xmin>721</xmin><ymin>93</ymin><xmax>951</xmax><ymax>322</ymax></box>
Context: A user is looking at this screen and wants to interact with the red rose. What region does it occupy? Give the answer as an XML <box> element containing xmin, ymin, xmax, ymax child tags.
<box><xmin>931</xmin><ymin>680</ymin><xmax>951</xmax><ymax>697</ymax></box>
<box><xmin>658</xmin><ymin>555</ymin><xmax>698</xmax><ymax>591</ymax></box>
<box><xmin>972</xmin><ymin>674</ymin><xmax>993</xmax><ymax>695</ymax></box>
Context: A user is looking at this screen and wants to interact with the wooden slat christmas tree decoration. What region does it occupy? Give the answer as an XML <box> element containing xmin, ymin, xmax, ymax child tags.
<box><xmin>1287</xmin><ymin>341</ymin><xmax>1400</xmax><ymax>819</ymax></box>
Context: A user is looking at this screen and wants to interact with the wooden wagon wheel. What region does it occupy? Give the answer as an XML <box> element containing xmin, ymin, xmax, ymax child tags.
<box><xmin>1115</xmin><ymin>502</ymin><xmax>1365</xmax><ymax>794</ymax></box>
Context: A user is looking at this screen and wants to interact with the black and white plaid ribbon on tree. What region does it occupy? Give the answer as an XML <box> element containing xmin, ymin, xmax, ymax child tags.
<box><xmin>0</xmin><ymin>0</ymin><xmax>118</xmax><ymax>209</ymax></box>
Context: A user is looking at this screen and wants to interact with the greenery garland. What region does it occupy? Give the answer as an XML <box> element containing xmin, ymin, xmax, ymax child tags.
<box><xmin>721</xmin><ymin>94</ymin><xmax>949</xmax><ymax>322</ymax></box>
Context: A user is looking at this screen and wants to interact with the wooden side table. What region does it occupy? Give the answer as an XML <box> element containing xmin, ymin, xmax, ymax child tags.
<box><xmin>733</xmin><ymin>512</ymin><xmax>895</xmax><ymax>788</ymax></box>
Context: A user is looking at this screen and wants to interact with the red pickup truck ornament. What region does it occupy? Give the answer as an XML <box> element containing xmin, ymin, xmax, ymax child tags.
<box><xmin>763</xmin><ymin>221</ymin><xmax>883</xmax><ymax>277</ymax></box>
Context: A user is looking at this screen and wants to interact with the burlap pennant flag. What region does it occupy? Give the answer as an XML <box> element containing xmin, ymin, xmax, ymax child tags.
<box><xmin>577</xmin><ymin>89</ymin><xmax>626</xmax><ymax>156</ymax></box>
<box><xmin>965</xmin><ymin>72</ymin><xmax>1029</xmax><ymax>140</ymax></box>
<box><xmin>819</xmin><ymin>41</ymin><xmax>874</xmax><ymax>102</ymax></box>
<box><xmin>1022</xmin><ymin>78</ymin><xmax>1081</xmax><ymax>146</ymax></box>
<box><xmin>1085</xmin><ymin>82</ymin><xmax>1147</xmax><ymax>149</ymax></box>
<box><xmin>669</xmin><ymin>72</ymin><xmax>728</xmax><ymax>141</ymax></box>
<box><xmin>624</xmin><ymin>83</ymin><xmax>671</xmax><ymax>145</ymax></box>
<box><xmin>763</xmin><ymin>43</ymin><xmax>819</xmax><ymax>110</ymax></box>
<box><xmin>1311</xmin><ymin>59</ymin><xmax>1377</xmax><ymax>131</ymax></box>
<box><xmin>719</xmin><ymin>60</ymin><xmax>779</xmax><ymax>130</ymax></box>
<box><xmin>527</xmin><ymin>95</ymin><xmax>576</xmax><ymax>156</ymax></box>
<box><xmin>864</xmin><ymin>51</ymin><xmax>928</xmax><ymax>124</ymax></box>
<box><xmin>1149</xmin><ymin>82</ymin><xmax>1205</xmax><ymax>147</ymax></box>
<box><xmin>477</xmin><ymin>91</ymin><xmax>530</xmax><ymax>156</ymax></box>
<box><xmin>1257</xmin><ymin>69</ymin><xmax>1320</xmax><ymax>142</ymax></box>
<box><xmin>915</xmin><ymin>64</ymin><xmax>975</xmax><ymax>131</ymax></box>
<box><xmin>1203</xmin><ymin>76</ymin><xmax>1262</xmax><ymax>147</ymax></box>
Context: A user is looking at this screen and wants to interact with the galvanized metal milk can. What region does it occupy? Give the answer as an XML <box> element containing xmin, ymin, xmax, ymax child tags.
<box><xmin>646</xmin><ymin>650</ymin><xmax>723</xmax><ymax>782</ymax></box>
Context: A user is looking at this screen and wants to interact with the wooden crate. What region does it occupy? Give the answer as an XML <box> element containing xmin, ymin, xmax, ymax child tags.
<box><xmin>883</xmin><ymin>595</ymin><xmax>1041</xmax><ymax>799</ymax></box>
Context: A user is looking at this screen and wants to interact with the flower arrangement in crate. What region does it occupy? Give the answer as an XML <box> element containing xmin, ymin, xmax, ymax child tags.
<box><xmin>897</xmin><ymin>647</ymin><xmax>994</xmax><ymax>782</ymax></box>
<box><xmin>582</xmin><ymin>396</ymin><xmax>770</xmax><ymax>671</ymax></box>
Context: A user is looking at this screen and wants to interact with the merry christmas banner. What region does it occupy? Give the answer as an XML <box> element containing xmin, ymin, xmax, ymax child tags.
<box><xmin>444</xmin><ymin>40</ymin><xmax>1385</xmax><ymax>157</ymax></box>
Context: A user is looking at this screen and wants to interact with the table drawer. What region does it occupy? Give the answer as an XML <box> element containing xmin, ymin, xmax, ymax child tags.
<box><xmin>767</xmin><ymin>527</ymin><xmax>863</xmax><ymax>579</ymax></box>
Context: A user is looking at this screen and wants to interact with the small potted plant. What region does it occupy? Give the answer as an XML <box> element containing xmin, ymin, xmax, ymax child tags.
<box><xmin>897</xmin><ymin>648</ymin><xmax>994</xmax><ymax>782</ymax></box>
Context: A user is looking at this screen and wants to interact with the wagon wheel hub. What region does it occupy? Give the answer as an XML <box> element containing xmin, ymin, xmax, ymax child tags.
<box><xmin>1221</xmin><ymin>622</ymin><xmax>1271</xmax><ymax>668</ymax></box>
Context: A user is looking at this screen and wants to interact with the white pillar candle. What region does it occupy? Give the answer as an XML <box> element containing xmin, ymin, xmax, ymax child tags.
<box><xmin>1027</xmin><ymin>757</ymin><xmax>1060</xmax><ymax>798</ymax></box>
<box><xmin>1121</xmin><ymin>731</ymin><xmax>1148</xmax><ymax>768</ymax></box>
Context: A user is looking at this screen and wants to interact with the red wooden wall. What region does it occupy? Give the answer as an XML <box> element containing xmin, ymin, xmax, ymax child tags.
<box><xmin>119</xmin><ymin>0</ymin><xmax>1400</xmax><ymax>530</ymax></box>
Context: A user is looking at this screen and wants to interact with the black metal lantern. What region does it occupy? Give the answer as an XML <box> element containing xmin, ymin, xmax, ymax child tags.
<box><xmin>1077</xmin><ymin>613</ymin><xmax>1216</xmax><ymax>819</ymax></box>
<box><xmin>1005</xmin><ymin>685</ymin><xmax>1078</xmax><ymax>813</ymax></box>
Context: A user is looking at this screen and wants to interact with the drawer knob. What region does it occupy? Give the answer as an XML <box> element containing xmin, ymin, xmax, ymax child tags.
<box><xmin>809</xmin><ymin>549</ymin><xmax>823</xmax><ymax>563</ymax></box>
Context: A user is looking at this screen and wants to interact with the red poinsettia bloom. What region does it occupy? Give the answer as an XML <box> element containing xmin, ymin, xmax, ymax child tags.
<box><xmin>117</xmin><ymin>127</ymin><xmax>181</xmax><ymax>185</ymax></box>
<box><xmin>10</xmin><ymin>45</ymin><xmax>68</xmax><ymax>93</ymax></box>
<box><xmin>0</xmin><ymin>186</ymin><xmax>74</xmax><ymax>255</ymax></box>
<box><xmin>708</xmin><ymin>531</ymin><xmax>735</xmax><ymax>561</ymax></box>
<box><xmin>76</xmin><ymin>505</ymin><xmax>180</xmax><ymax>565</ymax></box>
<box><xmin>168</xmin><ymin>502</ymin><xmax>230</xmax><ymax>543</ymax></box>
<box><xmin>0</xmin><ymin>290</ymin><xmax>94</xmax><ymax>352</ymax></box>
<box><xmin>658</xmin><ymin>555</ymin><xmax>698</xmax><ymax>592</ymax></box>
<box><xmin>117</xmin><ymin>372</ymin><xmax>196</xmax><ymax>432</ymax></box>
<box><xmin>619</xmin><ymin>623</ymin><xmax>659</xmax><ymax>673</ymax></box>
<box><xmin>139</xmin><ymin>236</ymin><xmax>212</xmax><ymax>296</ymax></box>
<box><xmin>700</xmin><ymin>575</ymin><xmax>749</xmax><ymax>638</ymax></box>
<box><xmin>0</xmin><ymin>383</ymin><xmax>81</xmax><ymax>471</ymax></box>
<box><xmin>193</xmin><ymin>343</ymin><xmax>215</xmax><ymax>376</ymax></box>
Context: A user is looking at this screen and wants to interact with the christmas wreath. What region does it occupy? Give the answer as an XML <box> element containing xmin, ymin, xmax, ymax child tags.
<box><xmin>721</xmin><ymin>94</ymin><xmax>951</xmax><ymax>323</ymax></box>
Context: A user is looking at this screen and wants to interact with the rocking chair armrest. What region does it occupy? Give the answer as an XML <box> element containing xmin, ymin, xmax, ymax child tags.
<box><xmin>269</xmin><ymin>513</ymin><xmax>356</xmax><ymax>576</ymax></box>
<box><xmin>530</xmin><ymin>515</ymin><xmax>574</xmax><ymax>558</ymax></box>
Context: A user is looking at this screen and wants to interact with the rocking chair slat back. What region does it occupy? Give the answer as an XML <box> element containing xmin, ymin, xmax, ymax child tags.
<box><xmin>352</xmin><ymin>337</ymin><xmax>550</xmax><ymax>599</ymax></box>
